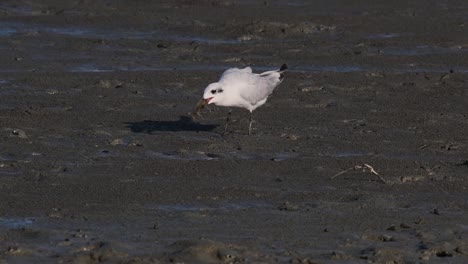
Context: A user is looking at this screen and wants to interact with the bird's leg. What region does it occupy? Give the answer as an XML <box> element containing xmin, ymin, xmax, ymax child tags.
<box><xmin>248</xmin><ymin>111</ymin><xmax>253</xmax><ymax>135</ymax></box>
<box><xmin>223</xmin><ymin>109</ymin><xmax>232</xmax><ymax>135</ymax></box>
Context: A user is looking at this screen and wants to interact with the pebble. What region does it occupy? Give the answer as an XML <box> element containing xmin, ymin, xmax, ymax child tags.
<box><xmin>46</xmin><ymin>89</ymin><xmax>59</xmax><ymax>95</ymax></box>
<box><xmin>97</xmin><ymin>80</ymin><xmax>123</xmax><ymax>89</ymax></box>
<box><xmin>278</xmin><ymin>202</ymin><xmax>299</xmax><ymax>211</ymax></box>
<box><xmin>11</xmin><ymin>129</ymin><xmax>27</xmax><ymax>138</ymax></box>
<box><xmin>400</xmin><ymin>175</ymin><xmax>425</xmax><ymax>183</ymax></box>
<box><xmin>379</xmin><ymin>234</ymin><xmax>395</xmax><ymax>242</ymax></box>
<box><xmin>110</xmin><ymin>139</ymin><xmax>125</xmax><ymax>146</ymax></box>
<box><xmin>299</xmin><ymin>86</ymin><xmax>324</xmax><ymax>92</ymax></box>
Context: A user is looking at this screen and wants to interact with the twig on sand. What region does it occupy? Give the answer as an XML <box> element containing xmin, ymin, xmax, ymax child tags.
<box><xmin>331</xmin><ymin>163</ymin><xmax>386</xmax><ymax>184</ymax></box>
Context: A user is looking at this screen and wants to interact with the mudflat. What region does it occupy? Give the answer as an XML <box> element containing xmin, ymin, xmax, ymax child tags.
<box><xmin>1</xmin><ymin>1</ymin><xmax>468</xmax><ymax>263</ymax></box>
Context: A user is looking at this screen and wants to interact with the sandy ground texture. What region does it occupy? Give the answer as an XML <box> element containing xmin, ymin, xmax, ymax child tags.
<box><xmin>1</xmin><ymin>0</ymin><xmax>468</xmax><ymax>263</ymax></box>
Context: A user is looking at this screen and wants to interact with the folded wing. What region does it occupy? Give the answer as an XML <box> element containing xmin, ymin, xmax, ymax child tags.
<box><xmin>219</xmin><ymin>66</ymin><xmax>285</xmax><ymax>107</ymax></box>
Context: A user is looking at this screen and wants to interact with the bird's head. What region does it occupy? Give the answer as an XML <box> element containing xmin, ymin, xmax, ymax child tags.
<box><xmin>202</xmin><ymin>82</ymin><xmax>224</xmax><ymax>105</ymax></box>
<box><xmin>192</xmin><ymin>82</ymin><xmax>225</xmax><ymax>118</ymax></box>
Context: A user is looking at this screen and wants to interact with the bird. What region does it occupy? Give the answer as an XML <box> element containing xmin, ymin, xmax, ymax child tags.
<box><xmin>193</xmin><ymin>64</ymin><xmax>287</xmax><ymax>135</ymax></box>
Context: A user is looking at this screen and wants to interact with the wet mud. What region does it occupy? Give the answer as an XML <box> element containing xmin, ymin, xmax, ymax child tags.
<box><xmin>1</xmin><ymin>0</ymin><xmax>468</xmax><ymax>263</ymax></box>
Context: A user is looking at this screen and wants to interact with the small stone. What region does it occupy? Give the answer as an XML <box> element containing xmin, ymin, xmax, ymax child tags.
<box><xmin>224</xmin><ymin>57</ymin><xmax>241</xmax><ymax>62</ymax></box>
<box><xmin>48</xmin><ymin>212</ymin><xmax>63</xmax><ymax>219</ymax></box>
<box><xmin>57</xmin><ymin>240</ymin><xmax>72</xmax><ymax>247</ymax></box>
<box><xmin>237</xmin><ymin>35</ymin><xmax>255</xmax><ymax>41</ymax></box>
<box><xmin>217</xmin><ymin>248</ymin><xmax>238</xmax><ymax>262</ymax></box>
<box><xmin>97</xmin><ymin>80</ymin><xmax>123</xmax><ymax>89</ymax></box>
<box><xmin>379</xmin><ymin>234</ymin><xmax>395</xmax><ymax>242</ymax></box>
<box><xmin>46</xmin><ymin>89</ymin><xmax>59</xmax><ymax>95</ymax></box>
<box><xmin>278</xmin><ymin>202</ymin><xmax>299</xmax><ymax>211</ymax></box>
<box><xmin>300</xmin><ymin>86</ymin><xmax>324</xmax><ymax>92</ymax></box>
<box><xmin>11</xmin><ymin>129</ymin><xmax>27</xmax><ymax>138</ymax></box>
<box><xmin>400</xmin><ymin>175</ymin><xmax>425</xmax><ymax>183</ymax></box>
<box><xmin>7</xmin><ymin>246</ymin><xmax>22</xmax><ymax>254</ymax></box>
<box><xmin>110</xmin><ymin>139</ymin><xmax>124</xmax><ymax>146</ymax></box>
<box><xmin>97</xmin><ymin>80</ymin><xmax>111</xmax><ymax>88</ymax></box>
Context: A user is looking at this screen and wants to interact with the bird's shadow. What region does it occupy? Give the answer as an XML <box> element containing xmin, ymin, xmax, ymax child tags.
<box><xmin>124</xmin><ymin>116</ymin><xmax>218</xmax><ymax>134</ymax></box>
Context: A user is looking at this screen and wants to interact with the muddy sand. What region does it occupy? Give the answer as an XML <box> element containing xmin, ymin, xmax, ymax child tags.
<box><xmin>1</xmin><ymin>0</ymin><xmax>468</xmax><ymax>263</ymax></box>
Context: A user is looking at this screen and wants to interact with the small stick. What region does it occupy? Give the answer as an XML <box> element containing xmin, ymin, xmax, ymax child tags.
<box><xmin>331</xmin><ymin>163</ymin><xmax>386</xmax><ymax>184</ymax></box>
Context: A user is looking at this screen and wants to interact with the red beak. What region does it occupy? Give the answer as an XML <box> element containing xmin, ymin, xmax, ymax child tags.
<box><xmin>204</xmin><ymin>97</ymin><xmax>214</xmax><ymax>104</ymax></box>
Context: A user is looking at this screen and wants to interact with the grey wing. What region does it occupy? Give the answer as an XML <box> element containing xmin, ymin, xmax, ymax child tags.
<box><xmin>238</xmin><ymin>74</ymin><xmax>278</xmax><ymax>105</ymax></box>
<box><xmin>220</xmin><ymin>67</ymin><xmax>252</xmax><ymax>80</ymax></box>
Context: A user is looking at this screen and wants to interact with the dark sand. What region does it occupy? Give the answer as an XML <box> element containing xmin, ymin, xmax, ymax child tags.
<box><xmin>1</xmin><ymin>0</ymin><xmax>468</xmax><ymax>263</ymax></box>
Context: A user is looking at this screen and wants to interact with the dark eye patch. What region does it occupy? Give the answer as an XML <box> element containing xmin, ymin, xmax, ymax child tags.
<box><xmin>211</xmin><ymin>89</ymin><xmax>216</xmax><ymax>94</ymax></box>
<box><xmin>217</xmin><ymin>89</ymin><xmax>223</xmax><ymax>93</ymax></box>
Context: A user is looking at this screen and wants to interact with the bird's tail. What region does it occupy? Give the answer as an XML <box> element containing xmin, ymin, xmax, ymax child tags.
<box><xmin>278</xmin><ymin>64</ymin><xmax>288</xmax><ymax>80</ymax></box>
<box><xmin>279</xmin><ymin>64</ymin><xmax>288</xmax><ymax>72</ymax></box>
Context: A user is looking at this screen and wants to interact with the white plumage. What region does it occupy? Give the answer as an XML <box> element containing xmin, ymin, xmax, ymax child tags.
<box><xmin>194</xmin><ymin>64</ymin><xmax>287</xmax><ymax>134</ymax></box>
